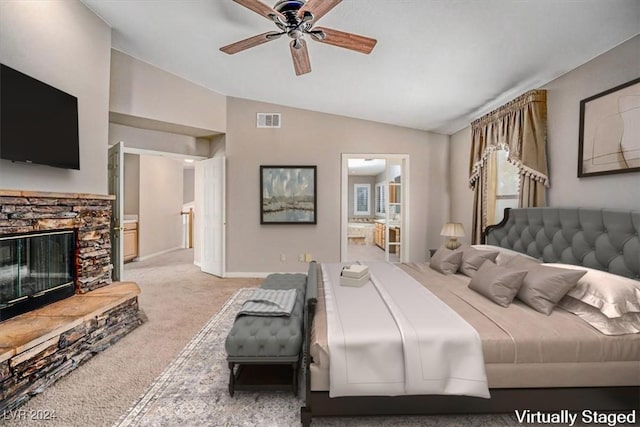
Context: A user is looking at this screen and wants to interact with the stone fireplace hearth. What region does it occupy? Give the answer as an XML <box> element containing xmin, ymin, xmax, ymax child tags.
<box><xmin>0</xmin><ymin>189</ymin><xmax>142</xmax><ymax>411</ymax></box>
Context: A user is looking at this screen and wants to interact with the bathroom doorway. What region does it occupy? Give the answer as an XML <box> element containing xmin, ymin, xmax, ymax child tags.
<box><xmin>341</xmin><ymin>154</ymin><xmax>409</xmax><ymax>263</ymax></box>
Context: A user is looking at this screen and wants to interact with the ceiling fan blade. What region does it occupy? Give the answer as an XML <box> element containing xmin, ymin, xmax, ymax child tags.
<box><xmin>290</xmin><ymin>39</ymin><xmax>311</xmax><ymax>76</ymax></box>
<box><xmin>312</xmin><ymin>27</ymin><xmax>377</xmax><ymax>54</ymax></box>
<box><xmin>220</xmin><ymin>32</ymin><xmax>281</xmax><ymax>54</ymax></box>
<box><xmin>233</xmin><ymin>0</ymin><xmax>284</xmax><ymax>21</ymax></box>
<box><xmin>299</xmin><ymin>0</ymin><xmax>342</xmax><ymax>23</ymax></box>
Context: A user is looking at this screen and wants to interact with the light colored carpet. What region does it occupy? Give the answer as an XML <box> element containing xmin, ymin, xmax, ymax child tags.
<box><xmin>2</xmin><ymin>249</ymin><xmax>260</xmax><ymax>427</ymax></box>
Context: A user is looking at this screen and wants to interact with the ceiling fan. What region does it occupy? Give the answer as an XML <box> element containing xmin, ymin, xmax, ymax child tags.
<box><xmin>220</xmin><ymin>0</ymin><xmax>377</xmax><ymax>75</ymax></box>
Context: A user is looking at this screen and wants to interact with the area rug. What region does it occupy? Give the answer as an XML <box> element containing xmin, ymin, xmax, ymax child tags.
<box><xmin>116</xmin><ymin>288</ymin><xmax>517</xmax><ymax>427</ymax></box>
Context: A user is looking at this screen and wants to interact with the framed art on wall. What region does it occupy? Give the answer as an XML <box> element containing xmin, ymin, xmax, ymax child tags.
<box><xmin>260</xmin><ymin>165</ymin><xmax>317</xmax><ymax>224</ymax></box>
<box><xmin>578</xmin><ymin>77</ymin><xmax>640</xmax><ymax>177</ymax></box>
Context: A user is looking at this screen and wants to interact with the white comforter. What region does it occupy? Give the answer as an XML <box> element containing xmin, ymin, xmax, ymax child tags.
<box><xmin>322</xmin><ymin>262</ymin><xmax>490</xmax><ymax>398</ymax></box>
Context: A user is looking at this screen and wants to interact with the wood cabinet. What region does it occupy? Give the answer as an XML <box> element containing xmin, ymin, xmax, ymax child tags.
<box><xmin>388</xmin><ymin>226</ymin><xmax>400</xmax><ymax>254</ymax></box>
<box><xmin>374</xmin><ymin>222</ymin><xmax>385</xmax><ymax>249</ymax></box>
<box><xmin>375</xmin><ymin>222</ymin><xmax>400</xmax><ymax>254</ymax></box>
<box><xmin>123</xmin><ymin>222</ymin><xmax>138</xmax><ymax>262</ymax></box>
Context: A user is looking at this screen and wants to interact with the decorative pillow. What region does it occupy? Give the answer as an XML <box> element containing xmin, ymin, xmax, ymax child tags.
<box><xmin>471</xmin><ymin>244</ymin><xmax>541</xmax><ymax>266</ymax></box>
<box><xmin>545</xmin><ymin>263</ymin><xmax>640</xmax><ymax>318</ymax></box>
<box><xmin>458</xmin><ymin>246</ymin><xmax>499</xmax><ymax>277</ymax></box>
<box><xmin>558</xmin><ymin>296</ymin><xmax>640</xmax><ymax>335</ymax></box>
<box><xmin>506</xmin><ymin>256</ymin><xmax>587</xmax><ymax>315</ymax></box>
<box><xmin>429</xmin><ymin>246</ymin><xmax>463</xmax><ymax>275</ymax></box>
<box><xmin>468</xmin><ymin>261</ymin><xmax>528</xmax><ymax>307</ymax></box>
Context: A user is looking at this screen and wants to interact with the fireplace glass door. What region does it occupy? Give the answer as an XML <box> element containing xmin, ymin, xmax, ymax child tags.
<box><xmin>0</xmin><ymin>230</ymin><xmax>75</xmax><ymax>320</ymax></box>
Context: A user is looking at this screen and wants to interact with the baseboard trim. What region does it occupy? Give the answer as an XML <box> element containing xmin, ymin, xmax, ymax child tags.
<box><xmin>137</xmin><ymin>246</ymin><xmax>183</xmax><ymax>262</ymax></box>
<box><xmin>224</xmin><ymin>271</ymin><xmax>301</xmax><ymax>278</ymax></box>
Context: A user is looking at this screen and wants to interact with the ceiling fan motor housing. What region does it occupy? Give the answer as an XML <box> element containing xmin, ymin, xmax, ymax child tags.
<box><xmin>273</xmin><ymin>0</ymin><xmax>307</xmax><ymax>29</ymax></box>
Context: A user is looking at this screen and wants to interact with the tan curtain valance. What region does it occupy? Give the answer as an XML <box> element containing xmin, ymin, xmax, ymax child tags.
<box><xmin>469</xmin><ymin>89</ymin><xmax>549</xmax><ymax>189</ymax></box>
<box><xmin>468</xmin><ymin>89</ymin><xmax>549</xmax><ymax>243</ymax></box>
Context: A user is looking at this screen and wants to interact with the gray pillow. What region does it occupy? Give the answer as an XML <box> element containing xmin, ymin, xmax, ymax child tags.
<box><xmin>506</xmin><ymin>256</ymin><xmax>587</xmax><ymax>315</ymax></box>
<box><xmin>558</xmin><ymin>296</ymin><xmax>640</xmax><ymax>335</ymax></box>
<box><xmin>459</xmin><ymin>246</ymin><xmax>499</xmax><ymax>277</ymax></box>
<box><xmin>429</xmin><ymin>246</ymin><xmax>463</xmax><ymax>275</ymax></box>
<box><xmin>468</xmin><ymin>261</ymin><xmax>528</xmax><ymax>307</ymax></box>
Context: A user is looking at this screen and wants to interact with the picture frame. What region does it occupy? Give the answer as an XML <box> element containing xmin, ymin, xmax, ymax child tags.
<box><xmin>260</xmin><ymin>165</ymin><xmax>317</xmax><ymax>224</ymax></box>
<box><xmin>578</xmin><ymin>77</ymin><xmax>640</xmax><ymax>177</ymax></box>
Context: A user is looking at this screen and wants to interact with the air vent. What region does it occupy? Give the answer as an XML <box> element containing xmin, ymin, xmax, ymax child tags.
<box><xmin>257</xmin><ymin>113</ymin><xmax>281</xmax><ymax>128</ymax></box>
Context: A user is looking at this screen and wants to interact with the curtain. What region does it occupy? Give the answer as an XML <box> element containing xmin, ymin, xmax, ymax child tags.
<box><xmin>469</xmin><ymin>89</ymin><xmax>549</xmax><ymax>243</ymax></box>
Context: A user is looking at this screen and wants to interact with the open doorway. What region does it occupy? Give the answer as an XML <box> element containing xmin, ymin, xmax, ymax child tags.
<box><xmin>109</xmin><ymin>143</ymin><xmax>207</xmax><ymax>279</ymax></box>
<box><xmin>341</xmin><ymin>154</ymin><xmax>409</xmax><ymax>263</ymax></box>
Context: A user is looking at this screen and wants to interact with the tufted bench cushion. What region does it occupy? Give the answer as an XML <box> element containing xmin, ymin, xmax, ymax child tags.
<box><xmin>225</xmin><ymin>273</ymin><xmax>307</xmax><ymax>359</ymax></box>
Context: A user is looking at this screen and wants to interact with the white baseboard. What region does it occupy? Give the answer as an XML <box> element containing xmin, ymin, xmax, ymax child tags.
<box><xmin>224</xmin><ymin>272</ymin><xmax>271</xmax><ymax>278</ymax></box>
<box><xmin>224</xmin><ymin>271</ymin><xmax>302</xmax><ymax>278</ymax></box>
<box><xmin>137</xmin><ymin>246</ymin><xmax>184</xmax><ymax>262</ymax></box>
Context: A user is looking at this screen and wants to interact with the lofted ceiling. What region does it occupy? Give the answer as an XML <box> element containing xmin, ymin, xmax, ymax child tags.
<box><xmin>83</xmin><ymin>0</ymin><xmax>640</xmax><ymax>135</ymax></box>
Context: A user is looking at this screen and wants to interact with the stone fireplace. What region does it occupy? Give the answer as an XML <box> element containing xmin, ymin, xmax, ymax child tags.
<box><xmin>0</xmin><ymin>190</ymin><xmax>113</xmax><ymax>294</ymax></box>
<box><xmin>0</xmin><ymin>189</ymin><xmax>142</xmax><ymax>411</ymax></box>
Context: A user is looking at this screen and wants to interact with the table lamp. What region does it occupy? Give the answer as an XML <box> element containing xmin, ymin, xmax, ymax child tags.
<box><xmin>440</xmin><ymin>222</ymin><xmax>465</xmax><ymax>250</ymax></box>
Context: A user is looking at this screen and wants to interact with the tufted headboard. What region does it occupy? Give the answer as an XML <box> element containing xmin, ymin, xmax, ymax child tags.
<box><xmin>483</xmin><ymin>208</ymin><xmax>640</xmax><ymax>280</ymax></box>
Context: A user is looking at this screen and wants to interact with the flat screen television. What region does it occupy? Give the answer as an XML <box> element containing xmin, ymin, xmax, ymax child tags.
<box><xmin>0</xmin><ymin>64</ymin><xmax>80</xmax><ymax>170</ymax></box>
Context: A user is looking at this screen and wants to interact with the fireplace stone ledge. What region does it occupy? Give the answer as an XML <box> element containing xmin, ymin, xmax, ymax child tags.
<box><xmin>0</xmin><ymin>282</ymin><xmax>142</xmax><ymax>410</ymax></box>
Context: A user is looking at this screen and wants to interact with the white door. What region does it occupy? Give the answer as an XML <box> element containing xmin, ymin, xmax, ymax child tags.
<box><xmin>197</xmin><ymin>156</ymin><xmax>225</xmax><ymax>277</ymax></box>
<box><xmin>108</xmin><ymin>142</ymin><xmax>124</xmax><ymax>281</ymax></box>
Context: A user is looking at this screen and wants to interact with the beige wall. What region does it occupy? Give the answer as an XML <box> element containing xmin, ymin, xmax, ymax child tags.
<box><xmin>543</xmin><ymin>35</ymin><xmax>640</xmax><ymax>209</ymax></box>
<box><xmin>138</xmin><ymin>155</ymin><xmax>184</xmax><ymax>258</ymax></box>
<box><xmin>448</xmin><ymin>35</ymin><xmax>640</xmax><ymax>238</ymax></box>
<box><xmin>124</xmin><ymin>153</ymin><xmax>140</xmax><ymax>215</ymax></box>
<box><xmin>109</xmin><ymin>123</ymin><xmax>210</xmax><ymax>157</ymax></box>
<box><xmin>449</xmin><ymin>126</ymin><xmax>473</xmax><ymax>246</ymax></box>
<box><xmin>109</xmin><ymin>50</ymin><xmax>227</xmax><ymax>134</ymax></box>
<box><xmin>0</xmin><ymin>0</ymin><xmax>111</xmax><ymax>194</ymax></box>
<box><xmin>183</xmin><ymin>168</ymin><xmax>195</xmax><ymax>204</ymax></box>
<box><xmin>226</xmin><ymin>97</ymin><xmax>449</xmax><ymax>273</ymax></box>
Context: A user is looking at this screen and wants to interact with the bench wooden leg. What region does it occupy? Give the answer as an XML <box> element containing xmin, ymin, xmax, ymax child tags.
<box><xmin>300</xmin><ymin>406</ymin><xmax>312</xmax><ymax>427</ymax></box>
<box><xmin>292</xmin><ymin>362</ymin><xmax>298</xmax><ymax>396</ymax></box>
<box><xmin>228</xmin><ymin>362</ymin><xmax>236</xmax><ymax>397</ymax></box>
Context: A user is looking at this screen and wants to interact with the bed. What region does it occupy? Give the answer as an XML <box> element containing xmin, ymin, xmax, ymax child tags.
<box><xmin>300</xmin><ymin>207</ymin><xmax>640</xmax><ymax>426</ymax></box>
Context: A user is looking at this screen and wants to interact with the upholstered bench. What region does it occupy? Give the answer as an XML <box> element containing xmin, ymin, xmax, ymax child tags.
<box><xmin>225</xmin><ymin>262</ymin><xmax>317</xmax><ymax>396</ymax></box>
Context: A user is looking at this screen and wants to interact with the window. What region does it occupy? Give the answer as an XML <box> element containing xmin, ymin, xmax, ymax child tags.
<box><xmin>491</xmin><ymin>149</ymin><xmax>519</xmax><ymax>224</ymax></box>
<box><xmin>375</xmin><ymin>182</ymin><xmax>386</xmax><ymax>216</ymax></box>
<box><xmin>353</xmin><ymin>184</ymin><xmax>370</xmax><ymax>215</ymax></box>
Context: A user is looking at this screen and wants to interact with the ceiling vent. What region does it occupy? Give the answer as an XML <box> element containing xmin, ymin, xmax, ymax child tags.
<box><xmin>257</xmin><ymin>113</ymin><xmax>281</xmax><ymax>128</ymax></box>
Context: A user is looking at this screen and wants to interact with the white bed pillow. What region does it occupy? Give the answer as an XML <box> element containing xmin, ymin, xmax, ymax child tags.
<box><xmin>558</xmin><ymin>296</ymin><xmax>640</xmax><ymax>335</ymax></box>
<box><xmin>545</xmin><ymin>263</ymin><xmax>640</xmax><ymax>318</ymax></box>
<box><xmin>472</xmin><ymin>244</ymin><xmax>540</xmax><ymax>266</ymax></box>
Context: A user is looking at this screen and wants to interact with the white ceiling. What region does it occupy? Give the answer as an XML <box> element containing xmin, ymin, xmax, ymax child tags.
<box><xmin>83</xmin><ymin>0</ymin><xmax>639</xmax><ymax>135</ymax></box>
<box><xmin>348</xmin><ymin>158</ymin><xmax>386</xmax><ymax>175</ymax></box>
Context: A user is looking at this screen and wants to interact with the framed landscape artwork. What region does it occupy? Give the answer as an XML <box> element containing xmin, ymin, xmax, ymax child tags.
<box><xmin>578</xmin><ymin>77</ymin><xmax>640</xmax><ymax>177</ymax></box>
<box><xmin>260</xmin><ymin>165</ymin><xmax>317</xmax><ymax>224</ymax></box>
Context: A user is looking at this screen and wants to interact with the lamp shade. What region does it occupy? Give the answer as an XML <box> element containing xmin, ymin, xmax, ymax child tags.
<box><xmin>440</xmin><ymin>222</ymin><xmax>465</xmax><ymax>237</ymax></box>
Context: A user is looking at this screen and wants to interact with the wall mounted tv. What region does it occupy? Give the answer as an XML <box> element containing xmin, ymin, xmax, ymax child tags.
<box><xmin>0</xmin><ymin>64</ymin><xmax>80</xmax><ymax>170</ymax></box>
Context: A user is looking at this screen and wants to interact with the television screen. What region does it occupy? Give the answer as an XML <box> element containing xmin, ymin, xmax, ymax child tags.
<box><xmin>0</xmin><ymin>64</ymin><xmax>80</xmax><ymax>170</ymax></box>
